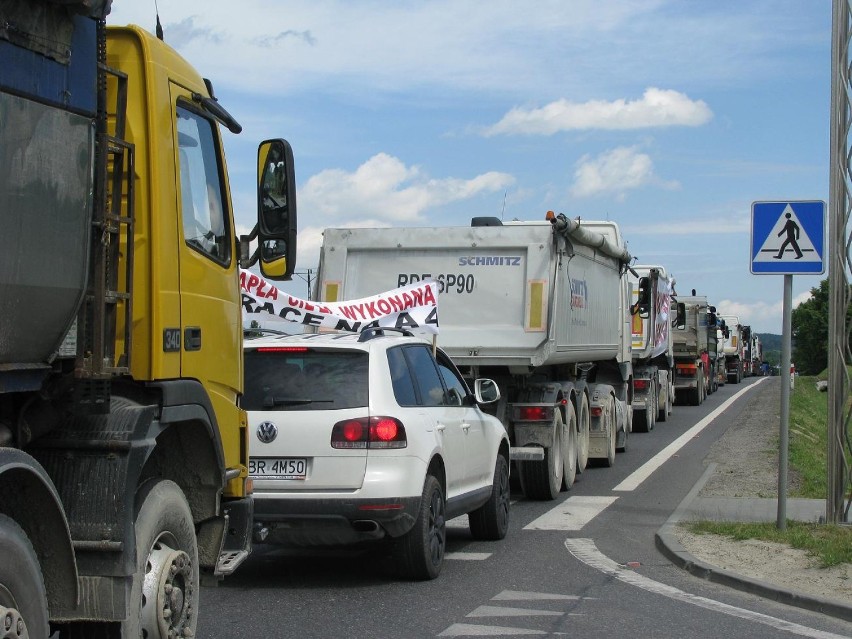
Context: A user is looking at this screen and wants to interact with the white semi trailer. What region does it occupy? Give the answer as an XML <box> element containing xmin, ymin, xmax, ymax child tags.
<box><xmin>314</xmin><ymin>212</ymin><xmax>634</xmax><ymax>501</ymax></box>
<box><xmin>720</xmin><ymin>315</ymin><xmax>745</xmax><ymax>384</ymax></box>
<box><xmin>628</xmin><ymin>266</ymin><xmax>676</xmax><ymax>431</ymax></box>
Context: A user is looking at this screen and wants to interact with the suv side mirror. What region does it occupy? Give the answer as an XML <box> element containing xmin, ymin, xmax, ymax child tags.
<box><xmin>257</xmin><ymin>139</ymin><xmax>298</xmax><ymax>280</ymax></box>
<box><xmin>474</xmin><ymin>378</ymin><xmax>501</xmax><ymax>404</ymax></box>
<box><xmin>674</xmin><ymin>302</ymin><xmax>686</xmax><ymax>330</ymax></box>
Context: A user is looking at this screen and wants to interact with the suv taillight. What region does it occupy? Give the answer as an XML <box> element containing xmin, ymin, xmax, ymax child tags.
<box><xmin>331</xmin><ymin>417</ymin><xmax>407</xmax><ymax>449</ymax></box>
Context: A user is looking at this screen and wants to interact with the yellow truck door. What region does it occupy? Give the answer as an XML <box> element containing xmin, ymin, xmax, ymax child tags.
<box><xmin>171</xmin><ymin>85</ymin><xmax>244</xmax><ymax>471</ymax></box>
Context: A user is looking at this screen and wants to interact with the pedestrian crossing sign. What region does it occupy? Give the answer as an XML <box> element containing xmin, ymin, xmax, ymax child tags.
<box><xmin>750</xmin><ymin>200</ymin><xmax>825</xmax><ymax>275</ymax></box>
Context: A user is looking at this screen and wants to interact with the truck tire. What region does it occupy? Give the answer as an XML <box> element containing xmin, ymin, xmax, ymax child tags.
<box><xmin>634</xmin><ymin>385</ymin><xmax>655</xmax><ymax>433</ymax></box>
<box><xmin>658</xmin><ymin>384</ymin><xmax>671</xmax><ymax>422</ymax></box>
<box><xmin>518</xmin><ymin>412</ymin><xmax>564</xmax><ymax>501</ymax></box>
<box><xmin>603</xmin><ymin>395</ymin><xmax>617</xmax><ymax>467</ymax></box>
<box><xmin>469</xmin><ymin>455</ymin><xmax>510</xmax><ymax>540</ymax></box>
<box><xmin>0</xmin><ymin>514</ymin><xmax>48</xmax><ymax>639</ymax></box>
<box><xmin>394</xmin><ymin>474</ymin><xmax>446</xmax><ymax>580</ymax></box>
<box><xmin>124</xmin><ymin>480</ymin><xmax>199</xmax><ymax>639</ymax></box>
<box><xmin>561</xmin><ymin>404</ymin><xmax>577</xmax><ymax>491</ymax></box>
<box><xmin>575</xmin><ymin>392</ymin><xmax>590</xmax><ymax>474</ymax></box>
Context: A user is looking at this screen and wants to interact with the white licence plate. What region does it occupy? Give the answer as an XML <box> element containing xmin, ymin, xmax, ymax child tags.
<box><xmin>249</xmin><ymin>457</ymin><xmax>308</xmax><ymax>479</ymax></box>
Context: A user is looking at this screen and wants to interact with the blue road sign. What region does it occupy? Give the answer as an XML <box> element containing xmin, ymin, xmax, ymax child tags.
<box><xmin>751</xmin><ymin>200</ymin><xmax>825</xmax><ymax>275</ymax></box>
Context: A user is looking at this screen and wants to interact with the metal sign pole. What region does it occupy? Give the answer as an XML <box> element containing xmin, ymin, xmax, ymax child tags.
<box><xmin>777</xmin><ymin>274</ymin><xmax>792</xmax><ymax>531</ymax></box>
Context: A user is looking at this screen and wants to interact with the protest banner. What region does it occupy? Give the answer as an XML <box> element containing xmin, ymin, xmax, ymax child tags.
<box><xmin>240</xmin><ymin>269</ymin><xmax>439</xmax><ymax>334</ymax></box>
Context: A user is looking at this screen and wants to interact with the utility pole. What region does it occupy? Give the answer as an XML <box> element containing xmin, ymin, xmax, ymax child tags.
<box><xmin>828</xmin><ymin>0</ymin><xmax>851</xmax><ymax>524</ymax></box>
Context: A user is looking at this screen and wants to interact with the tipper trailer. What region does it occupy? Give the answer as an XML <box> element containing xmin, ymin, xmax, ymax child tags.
<box><xmin>314</xmin><ymin>212</ymin><xmax>635</xmax><ymax>501</ymax></box>
<box><xmin>0</xmin><ymin>2</ymin><xmax>298</xmax><ymax>635</ymax></box>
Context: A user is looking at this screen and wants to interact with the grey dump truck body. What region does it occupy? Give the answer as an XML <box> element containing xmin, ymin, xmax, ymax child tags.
<box><xmin>628</xmin><ymin>266</ymin><xmax>675</xmax><ymax>431</ymax></box>
<box><xmin>315</xmin><ymin>214</ymin><xmax>635</xmax><ymax>500</ymax></box>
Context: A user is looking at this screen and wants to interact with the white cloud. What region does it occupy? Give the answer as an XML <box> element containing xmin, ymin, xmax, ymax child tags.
<box><xmin>570</xmin><ymin>146</ymin><xmax>677</xmax><ymax>198</ymax></box>
<box><xmin>294</xmin><ymin>153</ymin><xmax>514</xmax><ymax>264</ymax></box>
<box><xmin>483</xmin><ymin>88</ymin><xmax>713</xmax><ymax>137</ymax></box>
<box><xmin>716</xmin><ymin>291</ymin><xmax>812</xmax><ymax>334</ymax></box>
<box><xmin>300</xmin><ymin>153</ymin><xmax>514</xmax><ymax>220</ymax></box>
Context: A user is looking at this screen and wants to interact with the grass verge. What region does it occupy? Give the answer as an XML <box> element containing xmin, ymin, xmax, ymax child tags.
<box><xmin>688</xmin><ymin>373</ymin><xmax>851</xmax><ymax>567</ymax></box>
<box><xmin>684</xmin><ymin>520</ymin><xmax>852</xmax><ymax>568</ymax></box>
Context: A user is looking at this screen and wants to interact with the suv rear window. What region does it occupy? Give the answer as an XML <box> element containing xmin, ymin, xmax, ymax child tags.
<box><xmin>243</xmin><ymin>348</ymin><xmax>368</xmax><ymax>411</ymax></box>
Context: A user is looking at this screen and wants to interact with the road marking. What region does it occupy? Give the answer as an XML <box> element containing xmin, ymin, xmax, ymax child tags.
<box><xmin>565</xmin><ymin>538</ymin><xmax>849</xmax><ymax>639</ymax></box>
<box><xmin>613</xmin><ymin>379</ymin><xmax>767</xmax><ymax>492</ymax></box>
<box><xmin>467</xmin><ymin>605</ymin><xmax>563</xmax><ymax>618</ymax></box>
<box><xmin>439</xmin><ymin>623</ymin><xmax>546</xmax><ymax>636</ymax></box>
<box><xmin>523</xmin><ymin>496</ymin><xmax>618</xmax><ymax>531</ymax></box>
<box><xmin>492</xmin><ymin>590</ymin><xmax>593</xmax><ymax>601</ymax></box>
<box><xmin>446</xmin><ymin>552</ymin><xmax>491</xmax><ymax>561</ymax></box>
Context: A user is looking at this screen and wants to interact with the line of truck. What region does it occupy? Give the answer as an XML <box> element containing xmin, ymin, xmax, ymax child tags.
<box><xmin>1</xmin><ymin>3</ymin><xmax>768</xmax><ymax>635</ymax></box>
<box><xmin>313</xmin><ymin>212</ymin><xmax>766</xmax><ymax>503</ymax></box>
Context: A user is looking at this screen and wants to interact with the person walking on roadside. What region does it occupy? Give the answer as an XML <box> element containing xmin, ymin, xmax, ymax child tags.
<box><xmin>774</xmin><ymin>212</ymin><xmax>803</xmax><ymax>259</ymax></box>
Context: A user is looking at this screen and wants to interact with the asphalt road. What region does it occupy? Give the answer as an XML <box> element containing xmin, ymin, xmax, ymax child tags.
<box><xmin>197</xmin><ymin>378</ymin><xmax>852</xmax><ymax>639</ymax></box>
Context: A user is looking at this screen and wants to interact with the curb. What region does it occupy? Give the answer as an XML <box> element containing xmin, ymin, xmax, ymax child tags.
<box><xmin>655</xmin><ymin>463</ymin><xmax>852</xmax><ymax>623</ymax></box>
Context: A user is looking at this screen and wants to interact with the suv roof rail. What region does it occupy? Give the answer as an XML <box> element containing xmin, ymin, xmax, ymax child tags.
<box><xmin>244</xmin><ymin>327</ymin><xmax>290</xmax><ymax>339</ymax></box>
<box><xmin>358</xmin><ymin>327</ymin><xmax>415</xmax><ymax>342</ymax></box>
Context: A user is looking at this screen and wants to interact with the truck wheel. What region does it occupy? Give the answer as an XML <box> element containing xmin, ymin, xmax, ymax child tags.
<box><xmin>658</xmin><ymin>385</ymin><xmax>671</xmax><ymax>422</ymax></box>
<box><xmin>395</xmin><ymin>474</ymin><xmax>446</xmax><ymax>580</ymax></box>
<box><xmin>575</xmin><ymin>393</ymin><xmax>590</xmax><ymax>474</ymax></box>
<box><xmin>0</xmin><ymin>514</ymin><xmax>48</xmax><ymax>639</ymax></box>
<box><xmin>603</xmin><ymin>396</ymin><xmax>617</xmax><ymax>467</ymax></box>
<box><xmin>518</xmin><ymin>412</ymin><xmax>563</xmax><ymax>501</ymax></box>
<box><xmin>124</xmin><ymin>480</ymin><xmax>199</xmax><ymax>639</ymax></box>
<box><xmin>634</xmin><ymin>409</ymin><xmax>650</xmax><ymax>433</ymax></box>
<box><xmin>561</xmin><ymin>404</ymin><xmax>577</xmax><ymax>491</ymax></box>
<box><xmin>469</xmin><ymin>455</ymin><xmax>510</xmax><ymax>540</ymax></box>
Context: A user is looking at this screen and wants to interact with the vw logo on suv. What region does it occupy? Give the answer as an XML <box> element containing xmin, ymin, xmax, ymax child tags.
<box><xmin>256</xmin><ymin>421</ymin><xmax>278</xmax><ymax>443</ymax></box>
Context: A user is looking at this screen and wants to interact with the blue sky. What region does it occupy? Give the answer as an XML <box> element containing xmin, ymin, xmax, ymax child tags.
<box><xmin>110</xmin><ymin>1</ymin><xmax>831</xmax><ymax>334</ymax></box>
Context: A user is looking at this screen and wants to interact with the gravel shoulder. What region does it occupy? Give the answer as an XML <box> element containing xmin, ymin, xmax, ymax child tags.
<box><xmin>671</xmin><ymin>377</ymin><xmax>852</xmax><ymax>606</ymax></box>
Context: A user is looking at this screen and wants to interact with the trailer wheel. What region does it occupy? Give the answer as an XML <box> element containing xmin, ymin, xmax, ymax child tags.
<box><xmin>658</xmin><ymin>384</ymin><xmax>671</xmax><ymax>422</ymax></box>
<box><xmin>0</xmin><ymin>514</ymin><xmax>47</xmax><ymax>639</ymax></box>
<box><xmin>561</xmin><ymin>403</ymin><xmax>577</xmax><ymax>491</ymax></box>
<box><xmin>123</xmin><ymin>480</ymin><xmax>199</xmax><ymax>639</ymax></box>
<box><xmin>603</xmin><ymin>395</ymin><xmax>617</xmax><ymax>467</ymax></box>
<box><xmin>518</xmin><ymin>412</ymin><xmax>564</xmax><ymax>501</ymax></box>
<box><xmin>469</xmin><ymin>455</ymin><xmax>510</xmax><ymax>540</ymax></box>
<box><xmin>575</xmin><ymin>393</ymin><xmax>590</xmax><ymax>474</ymax></box>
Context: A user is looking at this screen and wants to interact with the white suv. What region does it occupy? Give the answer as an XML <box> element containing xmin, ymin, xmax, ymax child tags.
<box><xmin>243</xmin><ymin>327</ymin><xmax>510</xmax><ymax>580</ymax></box>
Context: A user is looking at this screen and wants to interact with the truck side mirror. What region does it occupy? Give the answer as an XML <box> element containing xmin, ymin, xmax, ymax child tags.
<box><xmin>708</xmin><ymin>312</ymin><xmax>717</xmax><ymax>326</ymax></box>
<box><xmin>674</xmin><ymin>302</ymin><xmax>686</xmax><ymax>330</ymax></box>
<box><xmin>633</xmin><ymin>276</ymin><xmax>651</xmax><ymax>318</ymax></box>
<box><xmin>257</xmin><ymin>139</ymin><xmax>297</xmax><ymax>280</ymax></box>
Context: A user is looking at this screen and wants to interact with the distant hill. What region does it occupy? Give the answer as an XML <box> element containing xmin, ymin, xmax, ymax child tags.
<box><xmin>758</xmin><ymin>333</ymin><xmax>782</xmax><ymax>366</ymax></box>
<box><xmin>759</xmin><ymin>333</ymin><xmax>782</xmax><ymax>352</ymax></box>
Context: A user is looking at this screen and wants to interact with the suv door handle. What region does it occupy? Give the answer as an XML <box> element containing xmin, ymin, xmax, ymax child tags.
<box><xmin>436</xmin><ymin>423</ymin><xmax>446</xmax><ymax>431</ymax></box>
<box><xmin>461</xmin><ymin>423</ymin><xmax>471</xmax><ymax>432</ymax></box>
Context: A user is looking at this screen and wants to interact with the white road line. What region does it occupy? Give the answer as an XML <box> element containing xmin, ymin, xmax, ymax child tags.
<box><xmin>446</xmin><ymin>552</ymin><xmax>492</xmax><ymax>561</ymax></box>
<box><xmin>438</xmin><ymin>623</ymin><xmax>546</xmax><ymax>636</ymax></box>
<box><xmin>565</xmin><ymin>538</ymin><xmax>848</xmax><ymax>639</ymax></box>
<box><xmin>492</xmin><ymin>590</ymin><xmax>593</xmax><ymax>601</ymax></box>
<box><xmin>467</xmin><ymin>605</ymin><xmax>563</xmax><ymax>618</ymax></box>
<box><xmin>614</xmin><ymin>378</ymin><xmax>767</xmax><ymax>492</ymax></box>
<box><xmin>523</xmin><ymin>496</ymin><xmax>618</xmax><ymax>531</ymax></box>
